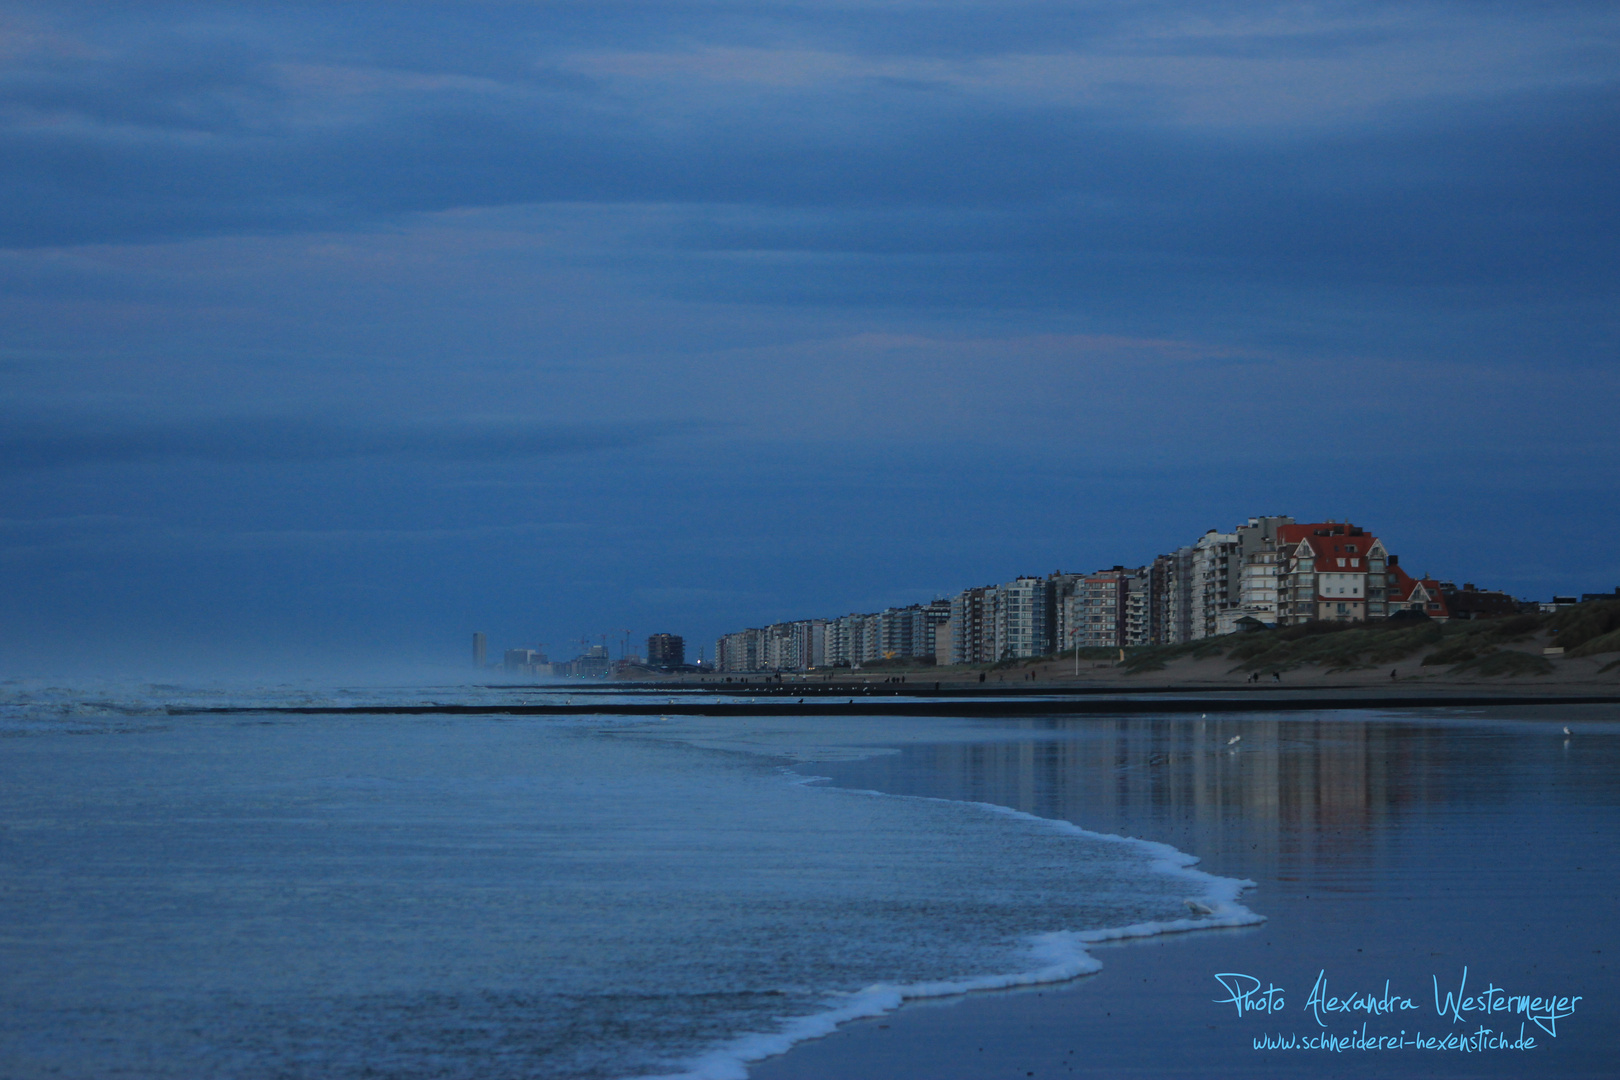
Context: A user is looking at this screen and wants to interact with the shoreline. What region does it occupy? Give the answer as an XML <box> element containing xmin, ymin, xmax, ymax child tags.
<box><xmin>747</xmin><ymin>703</ymin><xmax>1620</xmax><ymax>1079</ymax></box>
<box><xmin>173</xmin><ymin>687</ymin><xmax>1620</xmax><ymax>717</ymax></box>
<box><xmin>659</xmin><ymin>800</ymin><xmax>1265</xmax><ymax>1080</ymax></box>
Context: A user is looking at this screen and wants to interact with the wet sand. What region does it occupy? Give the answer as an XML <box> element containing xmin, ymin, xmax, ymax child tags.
<box><xmin>749</xmin><ymin>705</ymin><xmax>1620</xmax><ymax>1079</ymax></box>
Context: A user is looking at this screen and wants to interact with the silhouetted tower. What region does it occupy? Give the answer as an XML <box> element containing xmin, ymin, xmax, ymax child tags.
<box><xmin>472</xmin><ymin>632</ymin><xmax>487</xmax><ymax>668</ymax></box>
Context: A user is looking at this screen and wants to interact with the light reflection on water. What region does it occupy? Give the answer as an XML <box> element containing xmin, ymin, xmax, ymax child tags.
<box><xmin>777</xmin><ymin>706</ymin><xmax>1620</xmax><ymax>1077</ymax></box>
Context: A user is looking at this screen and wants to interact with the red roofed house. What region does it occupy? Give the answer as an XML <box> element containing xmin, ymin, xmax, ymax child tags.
<box><xmin>1275</xmin><ymin>521</ymin><xmax>1393</xmax><ymax>625</ymax></box>
<box><xmin>1387</xmin><ymin>560</ymin><xmax>1451</xmax><ymax>620</ymax></box>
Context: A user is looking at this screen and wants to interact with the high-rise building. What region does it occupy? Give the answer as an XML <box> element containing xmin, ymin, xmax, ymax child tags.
<box><xmin>472</xmin><ymin>632</ymin><xmax>486</xmax><ymax>668</ymax></box>
<box><xmin>1190</xmin><ymin>529</ymin><xmax>1240</xmax><ymax>639</ymax></box>
<box><xmin>1224</xmin><ymin>516</ymin><xmax>1294</xmax><ymax>632</ymax></box>
<box><xmin>872</xmin><ymin>601</ymin><xmax>951</xmax><ymax>662</ymax></box>
<box><xmin>993</xmin><ymin>576</ymin><xmax>1055</xmax><ymax>659</ymax></box>
<box><xmin>949</xmin><ymin>587</ymin><xmax>995</xmax><ymax>664</ymax></box>
<box><xmin>647</xmin><ymin>633</ymin><xmax>685</xmax><ymax>667</ymax></box>
<box><xmin>1158</xmin><ymin>515</ymin><xmax>1296</xmax><ymax>639</ymax></box>
<box><xmin>1047</xmin><ymin>572</ymin><xmax>1085</xmax><ymax>653</ymax></box>
<box><xmin>1163</xmin><ymin>545</ymin><xmax>1197</xmax><ymax>643</ymax></box>
<box><xmin>1070</xmin><ymin>568</ymin><xmax>1128</xmax><ymax>649</ymax></box>
<box><xmin>1148</xmin><ymin>552</ymin><xmax>1179</xmax><ymax>644</ymax></box>
<box><xmin>1124</xmin><ymin>572</ymin><xmax>1155</xmax><ymax>646</ymax></box>
<box><xmin>715</xmin><ymin>628</ymin><xmax>763</xmax><ymax>673</ymax></box>
<box><xmin>1062</xmin><ymin>567</ymin><xmax>1155</xmax><ymax>650</ymax></box>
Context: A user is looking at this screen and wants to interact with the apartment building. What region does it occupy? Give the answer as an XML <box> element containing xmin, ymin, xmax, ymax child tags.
<box><xmin>1070</xmin><ymin>568</ymin><xmax>1128</xmax><ymax>649</ymax></box>
<box><xmin>949</xmin><ymin>586</ymin><xmax>995</xmax><ymax>665</ymax></box>
<box><xmin>993</xmin><ymin>576</ymin><xmax>1055</xmax><ymax>659</ymax></box>
<box><xmin>1125</xmin><ymin>573</ymin><xmax>1154</xmax><ymax>645</ymax></box>
<box><xmin>646</xmin><ymin>633</ymin><xmax>685</xmax><ymax>667</ymax></box>
<box><xmin>1047</xmin><ymin>572</ymin><xmax>1085</xmax><ymax>654</ymax></box>
<box><xmin>1275</xmin><ymin>521</ymin><xmax>1391</xmax><ymax>625</ymax></box>
<box><xmin>1222</xmin><ymin>515</ymin><xmax>1294</xmax><ymax>632</ymax></box>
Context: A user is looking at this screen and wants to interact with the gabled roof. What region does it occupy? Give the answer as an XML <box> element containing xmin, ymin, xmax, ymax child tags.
<box><xmin>1279</xmin><ymin>523</ymin><xmax>1382</xmax><ymax>573</ymax></box>
<box><xmin>1277</xmin><ymin>521</ymin><xmax>1372</xmax><ymax>546</ymax></box>
<box><xmin>1388</xmin><ymin>563</ymin><xmax>1450</xmax><ymax>616</ymax></box>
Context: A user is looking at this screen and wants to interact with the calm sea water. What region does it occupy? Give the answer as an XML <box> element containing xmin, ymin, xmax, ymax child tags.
<box><xmin>0</xmin><ymin>681</ymin><xmax>1251</xmax><ymax>1080</ymax></box>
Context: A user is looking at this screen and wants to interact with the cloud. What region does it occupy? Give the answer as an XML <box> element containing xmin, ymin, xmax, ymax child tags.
<box><xmin>0</xmin><ymin>414</ymin><xmax>687</xmax><ymax>470</ymax></box>
<box><xmin>0</xmin><ymin>1</ymin><xmax>1615</xmax><ymax>260</ymax></box>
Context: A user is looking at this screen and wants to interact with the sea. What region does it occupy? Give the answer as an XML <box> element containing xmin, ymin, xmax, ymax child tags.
<box><xmin>0</xmin><ymin>679</ymin><xmax>1260</xmax><ymax>1080</ymax></box>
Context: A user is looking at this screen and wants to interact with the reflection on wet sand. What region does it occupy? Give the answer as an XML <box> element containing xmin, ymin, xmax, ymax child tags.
<box><xmin>820</xmin><ymin>710</ymin><xmax>1606</xmax><ymax>892</ymax></box>
<box><xmin>755</xmin><ymin>707</ymin><xmax>1620</xmax><ymax>1080</ymax></box>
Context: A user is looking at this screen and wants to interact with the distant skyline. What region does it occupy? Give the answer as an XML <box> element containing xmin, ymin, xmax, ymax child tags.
<box><xmin>2</xmin><ymin>2</ymin><xmax>1616</xmax><ymax>675</ymax></box>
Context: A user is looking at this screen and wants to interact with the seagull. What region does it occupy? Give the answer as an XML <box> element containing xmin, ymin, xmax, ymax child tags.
<box><xmin>1564</xmin><ymin>726</ymin><xmax>1573</xmax><ymax>735</ymax></box>
<box><xmin>1185</xmin><ymin>900</ymin><xmax>1215</xmax><ymax>915</ymax></box>
<box><xmin>1227</xmin><ymin>735</ymin><xmax>1242</xmax><ymax>746</ymax></box>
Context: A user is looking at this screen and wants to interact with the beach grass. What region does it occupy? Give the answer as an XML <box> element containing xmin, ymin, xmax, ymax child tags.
<box><xmin>1111</xmin><ymin>601</ymin><xmax>1620</xmax><ymax>679</ymax></box>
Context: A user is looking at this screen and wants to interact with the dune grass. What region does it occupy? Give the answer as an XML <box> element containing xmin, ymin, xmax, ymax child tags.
<box><xmin>1074</xmin><ymin>601</ymin><xmax>1618</xmax><ymax>679</ymax></box>
<box><xmin>1451</xmin><ymin>650</ymin><xmax>1555</xmax><ymax>677</ymax></box>
<box><xmin>1119</xmin><ymin>608</ymin><xmax>1571</xmax><ymax>677</ymax></box>
<box><xmin>1554</xmin><ymin>601</ymin><xmax>1620</xmax><ymax>655</ymax></box>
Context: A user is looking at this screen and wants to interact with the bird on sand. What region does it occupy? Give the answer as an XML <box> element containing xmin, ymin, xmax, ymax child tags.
<box><xmin>1564</xmin><ymin>726</ymin><xmax>1573</xmax><ymax>735</ymax></box>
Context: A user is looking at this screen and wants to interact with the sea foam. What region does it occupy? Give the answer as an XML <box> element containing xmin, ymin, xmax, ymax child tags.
<box><xmin>634</xmin><ymin>787</ymin><xmax>1263</xmax><ymax>1080</ymax></box>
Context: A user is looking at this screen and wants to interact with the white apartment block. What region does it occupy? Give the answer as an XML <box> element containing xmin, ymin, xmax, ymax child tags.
<box><xmin>994</xmin><ymin>576</ymin><xmax>1054</xmax><ymax>659</ymax></box>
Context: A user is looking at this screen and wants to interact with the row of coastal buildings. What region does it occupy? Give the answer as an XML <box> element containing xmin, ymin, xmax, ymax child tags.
<box><xmin>496</xmin><ymin>634</ymin><xmax>690</xmax><ymax>677</ymax></box>
<box><xmin>713</xmin><ymin>515</ymin><xmax>1537</xmax><ymax>673</ymax></box>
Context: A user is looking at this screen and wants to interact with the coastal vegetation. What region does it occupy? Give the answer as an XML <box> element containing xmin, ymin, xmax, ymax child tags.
<box><xmin>1112</xmin><ymin>600</ymin><xmax>1620</xmax><ymax>678</ymax></box>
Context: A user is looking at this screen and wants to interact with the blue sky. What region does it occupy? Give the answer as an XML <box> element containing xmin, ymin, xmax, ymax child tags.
<box><xmin>2</xmin><ymin>1</ymin><xmax>1617</xmax><ymax>674</ymax></box>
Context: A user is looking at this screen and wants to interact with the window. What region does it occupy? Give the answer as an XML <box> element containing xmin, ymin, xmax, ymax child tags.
<box><xmin>1337</xmin><ymin>558</ymin><xmax>1346</xmax><ymax>567</ymax></box>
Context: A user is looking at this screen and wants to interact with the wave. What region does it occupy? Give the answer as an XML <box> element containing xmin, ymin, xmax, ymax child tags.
<box><xmin>633</xmin><ymin>783</ymin><xmax>1264</xmax><ymax>1080</ymax></box>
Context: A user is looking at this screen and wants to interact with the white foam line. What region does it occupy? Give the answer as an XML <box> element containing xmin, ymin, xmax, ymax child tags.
<box><xmin>627</xmin><ymin>776</ymin><xmax>1264</xmax><ymax>1080</ymax></box>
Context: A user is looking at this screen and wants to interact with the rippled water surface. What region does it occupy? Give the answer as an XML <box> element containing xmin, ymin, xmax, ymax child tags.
<box><xmin>0</xmin><ymin>682</ymin><xmax>1242</xmax><ymax>1080</ymax></box>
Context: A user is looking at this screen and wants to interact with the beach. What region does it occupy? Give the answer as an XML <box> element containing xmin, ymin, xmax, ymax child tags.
<box><xmin>1</xmin><ymin>684</ymin><xmax>1614</xmax><ymax>1078</ymax></box>
<box><xmin>749</xmin><ymin>705</ymin><xmax>1620</xmax><ymax>1078</ymax></box>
